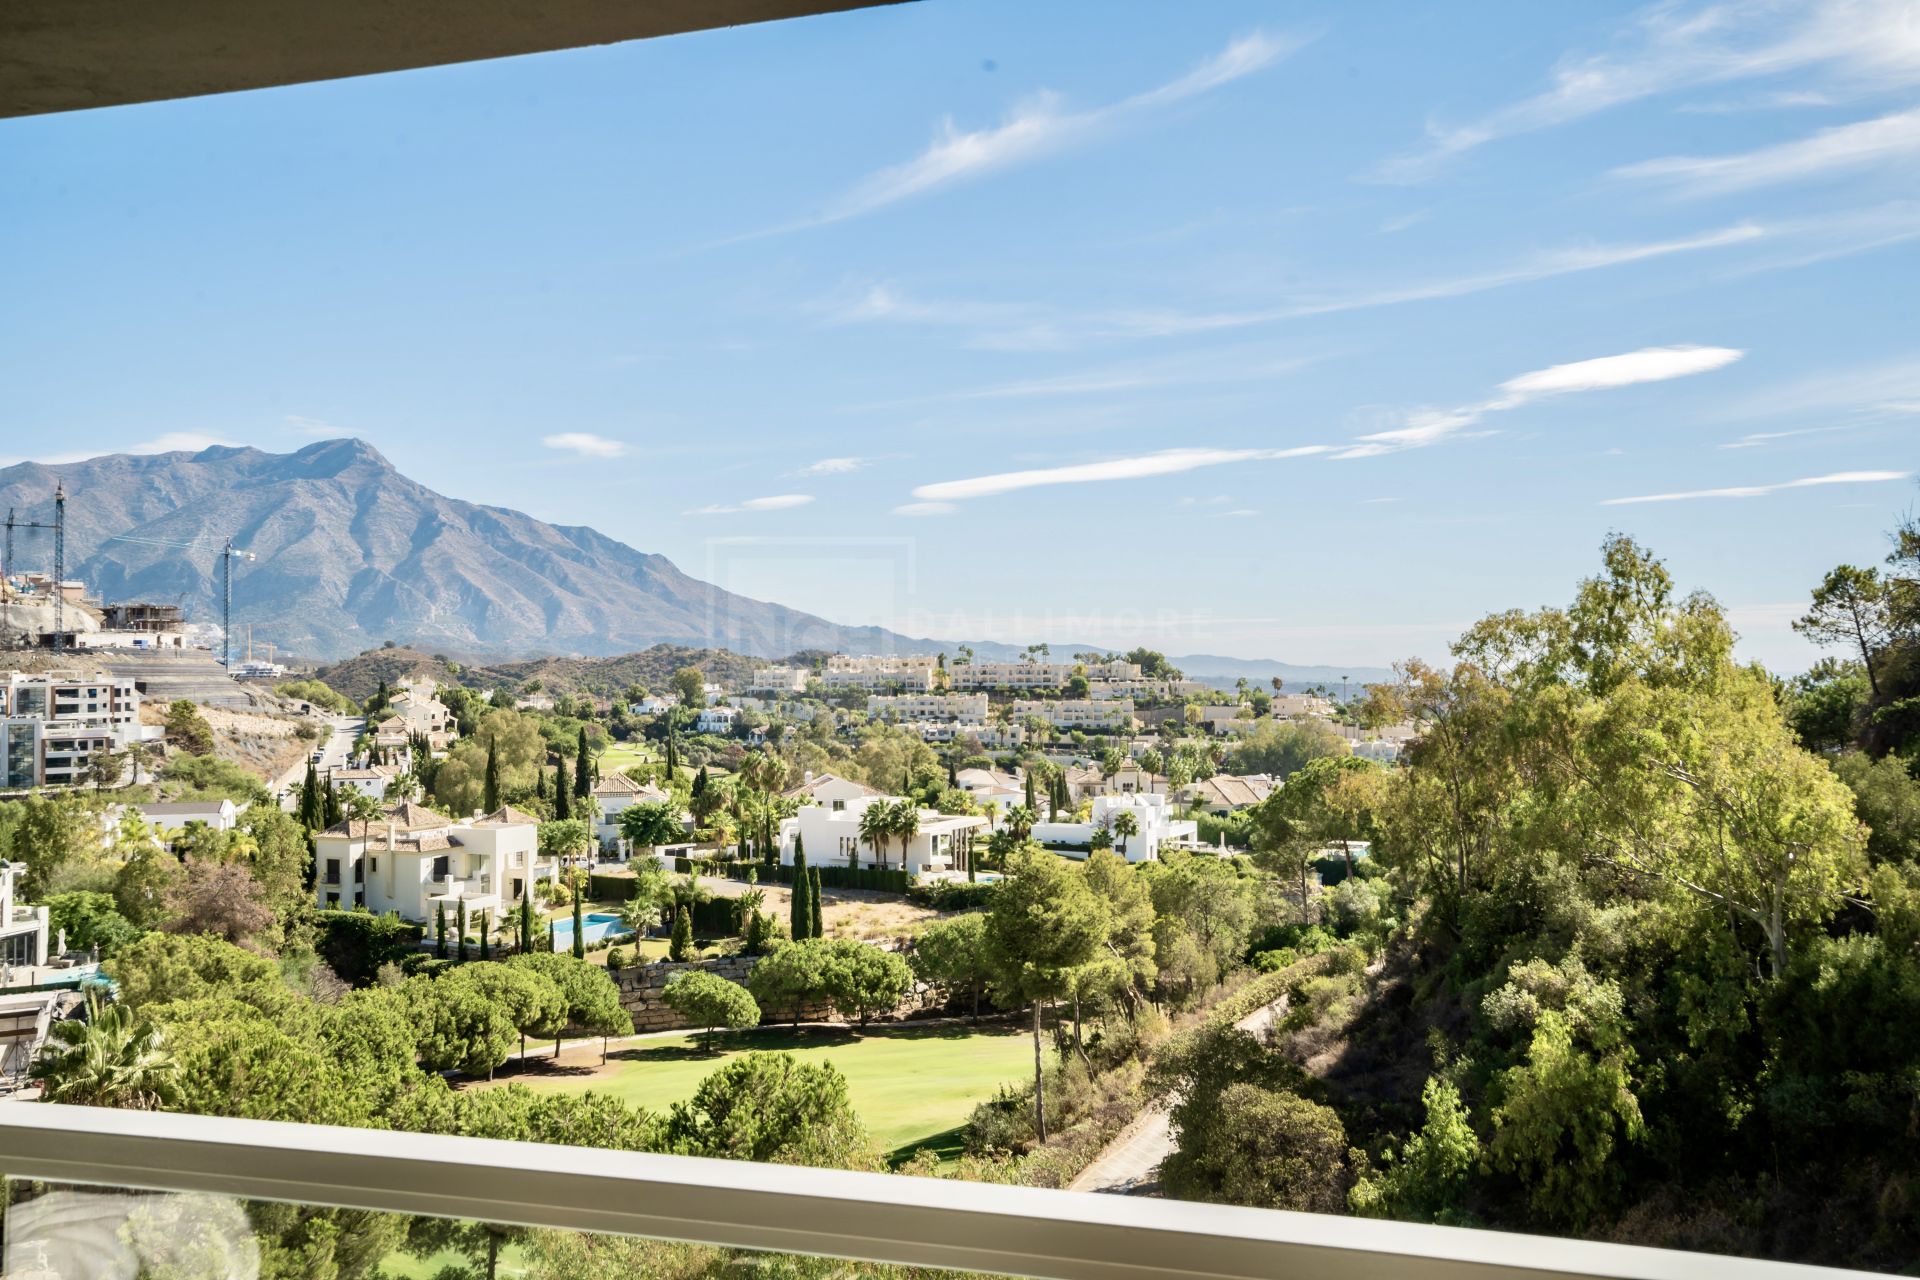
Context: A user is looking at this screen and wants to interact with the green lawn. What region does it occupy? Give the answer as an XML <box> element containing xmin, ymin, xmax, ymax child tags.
<box><xmin>599</xmin><ymin>741</ymin><xmax>656</xmax><ymax>774</ymax></box>
<box><xmin>520</xmin><ymin>1024</ymin><xmax>1032</xmax><ymax>1158</ymax></box>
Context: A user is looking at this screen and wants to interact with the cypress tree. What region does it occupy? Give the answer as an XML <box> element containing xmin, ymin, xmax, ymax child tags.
<box><xmin>575</xmin><ymin>727</ymin><xmax>592</xmax><ymax>798</ymax></box>
<box><xmin>479</xmin><ymin>914</ymin><xmax>491</xmax><ymax>961</ymax></box>
<box><xmin>299</xmin><ymin>762</ymin><xmax>320</xmax><ymax>830</ymax></box>
<box><xmin>948</xmin><ymin>758</ymin><xmax>958</xmax><ymax>788</ymax></box>
<box><xmin>1025</xmin><ymin>770</ymin><xmax>1036</xmax><ymax>811</ymax></box>
<box><xmin>519</xmin><ymin>894</ymin><xmax>534</xmax><ymax>952</ymax></box>
<box><xmin>536</xmin><ymin>767</ymin><xmax>547</xmax><ymax>801</ymax></box>
<box><xmin>809</xmin><ymin>866</ymin><xmax>824</xmax><ymax>940</ymax></box>
<box><xmin>435</xmin><ymin>902</ymin><xmax>447</xmax><ymax>959</ymax></box>
<box><xmin>664</xmin><ymin>731</ymin><xmax>677</xmax><ymax>781</ymax></box>
<box><xmin>571</xmin><ymin>891</ymin><xmax>586</xmax><ymax>960</ymax></box>
<box><xmin>554</xmin><ymin>759</ymin><xmax>571</xmax><ymax>820</ymax></box>
<box><xmin>456</xmin><ymin>900</ymin><xmax>468</xmax><ymax>962</ymax></box>
<box><xmin>789</xmin><ymin>849</ymin><xmax>811</xmax><ymax>940</ymax></box>
<box><xmin>483</xmin><ymin>740</ymin><xmax>500</xmax><ymax>813</ymax></box>
<box><xmin>547</xmin><ymin>919</ymin><xmax>557</xmax><ymax>954</ymax></box>
<box><xmin>692</xmin><ymin>764</ymin><xmax>709</xmax><ymax>801</ymax></box>
<box><xmin>670</xmin><ymin>904</ymin><xmax>694</xmax><ymax>961</ymax></box>
<box><xmin>322</xmin><ymin>775</ymin><xmax>342</xmax><ymax>829</ymax></box>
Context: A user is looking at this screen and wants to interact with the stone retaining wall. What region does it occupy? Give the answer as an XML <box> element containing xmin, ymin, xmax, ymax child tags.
<box><xmin>611</xmin><ymin>952</ymin><xmax>945</xmax><ymax>1034</ymax></box>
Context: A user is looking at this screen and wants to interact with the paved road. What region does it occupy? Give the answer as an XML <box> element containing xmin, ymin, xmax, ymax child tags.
<box><xmin>1066</xmin><ymin>993</ymin><xmax>1290</xmax><ymax>1196</ymax></box>
<box><xmin>274</xmin><ymin>715</ymin><xmax>362</xmax><ymax>807</ymax></box>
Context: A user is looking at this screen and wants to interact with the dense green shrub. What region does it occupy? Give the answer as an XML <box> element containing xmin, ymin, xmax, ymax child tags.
<box><xmin>316</xmin><ymin>910</ymin><xmax>423</xmax><ymax>987</ymax></box>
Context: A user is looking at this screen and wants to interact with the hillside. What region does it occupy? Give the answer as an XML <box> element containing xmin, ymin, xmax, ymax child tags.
<box><xmin>311</xmin><ymin>643</ymin><xmax>763</xmax><ymax>701</ymax></box>
<box><xmin>0</xmin><ymin>439</ymin><xmax>930</xmax><ymax>662</ymax></box>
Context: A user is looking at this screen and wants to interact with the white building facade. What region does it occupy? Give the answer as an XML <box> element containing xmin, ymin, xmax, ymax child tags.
<box><xmin>312</xmin><ymin>802</ymin><xmax>555</xmax><ymax>928</ymax></box>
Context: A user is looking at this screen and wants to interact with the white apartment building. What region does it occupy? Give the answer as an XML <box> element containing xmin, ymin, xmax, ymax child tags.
<box><xmin>777</xmin><ymin>792</ymin><xmax>989</xmax><ymax>877</ymax></box>
<box><xmin>0</xmin><ymin>860</ymin><xmax>48</xmax><ymax>971</ymax></box>
<box><xmin>0</xmin><ymin>671</ymin><xmax>152</xmax><ymax>788</ymax></box>
<box><xmin>867</xmin><ymin>693</ymin><xmax>988</xmax><ymax>724</ymax></box>
<box><xmin>748</xmin><ymin>666</ymin><xmax>808</xmax><ymax>694</ymax></box>
<box><xmin>1270</xmin><ymin>693</ymin><xmax>1336</xmax><ymax>720</ymax></box>
<box><xmin>1347</xmin><ymin>739</ymin><xmax>1403</xmax><ymax>764</ymax></box>
<box><xmin>1086</xmin><ymin>678</ymin><xmax>1206</xmax><ymax>701</ymax></box>
<box><xmin>951</xmin><ymin>658</ymin><xmax>1141</xmax><ymax>691</ymax></box>
<box><xmin>312</xmin><ymin>801</ymin><xmax>555</xmax><ymax>927</ymax></box>
<box><xmin>1197</xmin><ymin>705</ymin><xmax>1258</xmax><ymax>736</ymax></box>
<box><xmin>1030</xmin><ymin>792</ymin><xmax>1198</xmax><ymax>864</ymax></box>
<box><xmin>1011</xmin><ymin>699</ymin><xmax>1137</xmax><ymax>732</ymax></box>
<box><xmin>821</xmin><ymin>654</ymin><xmax>938</xmax><ymax>692</ymax></box>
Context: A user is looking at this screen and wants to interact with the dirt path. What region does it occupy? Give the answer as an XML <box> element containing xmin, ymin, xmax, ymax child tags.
<box><xmin>1066</xmin><ymin>994</ymin><xmax>1290</xmax><ymax>1196</ymax></box>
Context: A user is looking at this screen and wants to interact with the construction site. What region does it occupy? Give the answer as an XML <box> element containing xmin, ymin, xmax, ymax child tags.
<box><xmin>1</xmin><ymin>482</ymin><xmax>277</xmax><ymax>711</ymax></box>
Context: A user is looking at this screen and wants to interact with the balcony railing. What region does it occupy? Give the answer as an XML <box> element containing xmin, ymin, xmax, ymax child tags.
<box><xmin>0</xmin><ymin>1104</ymin><xmax>1859</xmax><ymax>1280</ymax></box>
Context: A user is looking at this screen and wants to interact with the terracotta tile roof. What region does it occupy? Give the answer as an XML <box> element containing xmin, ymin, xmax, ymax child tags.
<box><xmin>781</xmin><ymin>772</ymin><xmax>879</xmax><ymax>799</ymax></box>
<box><xmin>474</xmin><ymin>805</ymin><xmax>541</xmax><ymax>827</ymax></box>
<box><xmin>591</xmin><ymin>772</ymin><xmax>645</xmax><ymax>795</ymax></box>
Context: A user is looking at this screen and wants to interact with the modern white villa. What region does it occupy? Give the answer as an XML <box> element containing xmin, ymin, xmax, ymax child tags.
<box><xmin>312</xmin><ymin>801</ymin><xmax>555</xmax><ymax>927</ymax></box>
<box><xmin>778</xmin><ymin>793</ymin><xmax>989</xmax><ymax>877</ymax></box>
<box><xmin>1031</xmin><ymin>792</ymin><xmax>1198</xmax><ymax>863</ymax></box>
<box><xmin>0</xmin><ymin>860</ymin><xmax>48</xmax><ymax>973</ymax></box>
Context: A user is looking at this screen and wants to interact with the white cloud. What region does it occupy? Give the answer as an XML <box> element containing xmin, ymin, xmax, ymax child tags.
<box><xmin>542</xmin><ymin>432</ymin><xmax>627</xmax><ymax>459</ymax></box>
<box><xmin>892</xmin><ymin>501</ymin><xmax>958</xmax><ymax>517</ymax></box>
<box><xmin>799</xmin><ymin>456</ymin><xmax>868</xmax><ymax>476</ymax></box>
<box><xmin>1615</xmin><ymin>105</ymin><xmax>1920</xmax><ymax>194</ymax></box>
<box><xmin>912</xmin><ymin>446</ymin><xmax>1331</xmax><ymax>503</ymax></box>
<box><xmin>1677</xmin><ymin>88</ymin><xmax>1837</xmax><ymax>113</ymax></box>
<box><xmin>1340</xmin><ymin>344</ymin><xmax>1744</xmax><ymax>458</ymax></box>
<box><xmin>1494</xmin><ymin>345</ymin><xmax>1746</xmax><ymax>400</ymax></box>
<box><xmin>787</xmin><ymin>31</ymin><xmax>1305</xmax><ymax>229</ymax></box>
<box><xmin>686</xmin><ymin>494</ymin><xmax>816</xmax><ymax>516</ymax></box>
<box><xmin>1719</xmin><ymin>424</ymin><xmax>1853</xmax><ymax>449</ymax></box>
<box><xmin>1602</xmin><ymin>469</ymin><xmax>1909</xmax><ymax>505</ymax></box>
<box><xmin>1</xmin><ymin>432</ymin><xmax>240</xmax><ymax>468</ymax></box>
<box><xmin>1375</xmin><ymin>0</ymin><xmax>1920</xmax><ymax>180</ymax></box>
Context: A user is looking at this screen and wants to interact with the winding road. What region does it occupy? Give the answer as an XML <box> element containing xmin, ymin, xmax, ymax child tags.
<box><xmin>1066</xmin><ymin>993</ymin><xmax>1291</xmax><ymax>1196</ymax></box>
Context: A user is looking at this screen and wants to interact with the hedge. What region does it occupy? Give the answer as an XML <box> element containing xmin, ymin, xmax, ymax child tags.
<box><xmin>906</xmin><ymin>880</ymin><xmax>998</xmax><ymax>911</ymax></box>
<box><xmin>719</xmin><ymin>862</ymin><xmax>909</xmax><ymax>895</ymax></box>
<box><xmin>1206</xmin><ymin>952</ymin><xmax>1335</xmax><ymax>1029</ymax></box>
<box><xmin>315</xmin><ymin>909</ymin><xmax>423</xmax><ymax>987</ymax></box>
<box><xmin>588</xmin><ymin>871</ymin><xmax>636</xmax><ymax>900</ymax></box>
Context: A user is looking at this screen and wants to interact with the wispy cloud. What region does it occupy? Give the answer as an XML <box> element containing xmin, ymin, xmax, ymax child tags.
<box><xmin>913</xmin><ymin>446</ymin><xmax>1332</xmax><ymax>503</ymax></box>
<box><xmin>542</xmin><ymin>432</ymin><xmax>627</xmax><ymax>459</ymax></box>
<box><xmin>686</xmin><ymin>494</ymin><xmax>816</xmax><ymax>515</ymax></box>
<box><xmin>1378</xmin><ymin>210</ymin><xmax>1430</xmax><ymax>234</ymax></box>
<box><xmin>757</xmin><ymin>31</ymin><xmax>1304</xmax><ymax>235</ymax></box>
<box><xmin>1339</xmin><ymin>344</ymin><xmax>1745</xmax><ymax>458</ymax></box>
<box><xmin>1616</xmin><ymin>105</ymin><xmax>1920</xmax><ymax>194</ymax></box>
<box><xmin>1677</xmin><ymin>88</ymin><xmax>1837</xmax><ymax>113</ymax></box>
<box><xmin>892</xmin><ymin>501</ymin><xmax>958</xmax><ymax>517</ymax></box>
<box><xmin>1</xmin><ymin>432</ymin><xmax>241</xmax><ymax>468</ymax></box>
<box><xmin>830</xmin><ymin>223</ymin><xmax>1765</xmax><ymax>351</ymax></box>
<box><xmin>1602</xmin><ymin>469</ymin><xmax>1909</xmax><ymax>505</ymax></box>
<box><xmin>1719</xmin><ymin>424</ymin><xmax>1853</xmax><ymax>449</ymax></box>
<box><xmin>798</xmin><ymin>456</ymin><xmax>868</xmax><ymax>476</ymax></box>
<box><xmin>1376</xmin><ymin>0</ymin><xmax>1920</xmax><ymax>181</ymax></box>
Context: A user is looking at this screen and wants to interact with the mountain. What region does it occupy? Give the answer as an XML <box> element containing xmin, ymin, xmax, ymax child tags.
<box><xmin>0</xmin><ymin>439</ymin><xmax>931</xmax><ymax>661</ymax></box>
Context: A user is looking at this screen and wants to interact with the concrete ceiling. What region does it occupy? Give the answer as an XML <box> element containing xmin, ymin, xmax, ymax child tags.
<box><xmin>1</xmin><ymin>0</ymin><xmax>907</xmax><ymax>119</ymax></box>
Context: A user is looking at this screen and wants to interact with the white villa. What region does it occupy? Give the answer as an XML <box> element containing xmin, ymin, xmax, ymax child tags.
<box><xmin>0</xmin><ymin>860</ymin><xmax>48</xmax><ymax>972</ymax></box>
<box><xmin>1032</xmin><ymin>792</ymin><xmax>1198</xmax><ymax>863</ymax></box>
<box><xmin>778</xmin><ymin>793</ymin><xmax>989</xmax><ymax>877</ymax></box>
<box><xmin>781</xmin><ymin>772</ymin><xmax>881</xmax><ymax>811</ymax></box>
<box><xmin>590</xmin><ymin>771</ymin><xmax>675</xmax><ymax>848</ymax></box>
<box><xmin>123</xmin><ymin>799</ymin><xmax>242</xmax><ymax>839</ymax></box>
<box><xmin>694</xmin><ymin>705</ymin><xmax>739</xmax><ymax>735</ymax></box>
<box><xmin>312</xmin><ymin>801</ymin><xmax>555</xmax><ymax>927</ymax></box>
<box><xmin>329</xmin><ymin>764</ymin><xmax>405</xmax><ymax>801</ymax></box>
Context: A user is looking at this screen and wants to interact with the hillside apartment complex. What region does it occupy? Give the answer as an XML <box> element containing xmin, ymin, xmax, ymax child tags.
<box><xmin>0</xmin><ymin>670</ymin><xmax>156</xmax><ymax>789</ymax></box>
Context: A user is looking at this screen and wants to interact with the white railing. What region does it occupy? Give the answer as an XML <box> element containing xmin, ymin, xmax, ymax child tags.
<box><xmin>0</xmin><ymin>1104</ymin><xmax>1872</xmax><ymax>1280</ymax></box>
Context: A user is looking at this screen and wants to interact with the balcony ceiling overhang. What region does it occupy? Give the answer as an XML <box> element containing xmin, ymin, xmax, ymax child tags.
<box><xmin>0</xmin><ymin>0</ymin><xmax>908</xmax><ymax>119</ymax></box>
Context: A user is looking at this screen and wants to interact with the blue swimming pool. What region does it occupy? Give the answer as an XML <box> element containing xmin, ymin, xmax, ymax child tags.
<box><xmin>549</xmin><ymin>911</ymin><xmax>635</xmax><ymax>949</ymax></box>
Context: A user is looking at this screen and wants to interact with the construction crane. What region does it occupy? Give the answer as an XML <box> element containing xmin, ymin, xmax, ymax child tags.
<box><xmin>4</xmin><ymin>483</ymin><xmax>66</xmax><ymax>654</ymax></box>
<box><xmin>103</xmin><ymin>533</ymin><xmax>255</xmax><ymax>669</ymax></box>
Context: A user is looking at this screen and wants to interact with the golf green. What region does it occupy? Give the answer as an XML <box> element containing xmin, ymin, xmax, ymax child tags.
<box><xmin>520</xmin><ymin>1023</ymin><xmax>1033</xmax><ymax>1155</ymax></box>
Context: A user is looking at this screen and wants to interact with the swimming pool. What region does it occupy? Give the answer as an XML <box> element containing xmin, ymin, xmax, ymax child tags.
<box><xmin>549</xmin><ymin>911</ymin><xmax>635</xmax><ymax>949</ymax></box>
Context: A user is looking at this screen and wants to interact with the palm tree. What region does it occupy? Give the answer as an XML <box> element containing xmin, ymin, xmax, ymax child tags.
<box><xmin>888</xmin><ymin>799</ymin><xmax>920</xmax><ymax>873</ymax></box>
<box><xmin>858</xmin><ymin>801</ymin><xmax>891</xmax><ymax>870</ymax></box>
<box><xmin>1004</xmin><ymin>804</ymin><xmax>1037</xmax><ymax>841</ymax></box>
<box><xmin>1111</xmin><ymin>809</ymin><xmax>1140</xmax><ymax>857</ymax></box>
<box><xmin>345</xmin><ymin>789</ymin><xmax>384</xmax><ymax>841</ymax></box>
<box><xmin>31</xmin><ymin>994</ymin><xmax>181</xmax><ymax>1110</ymax></box>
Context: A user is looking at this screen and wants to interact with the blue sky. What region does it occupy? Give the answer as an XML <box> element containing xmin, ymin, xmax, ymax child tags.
<box><xmin>3</xmin><ymin>0</ymin><xmax>1918</xmax><ymax>670</ymax></box>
